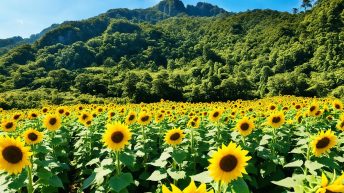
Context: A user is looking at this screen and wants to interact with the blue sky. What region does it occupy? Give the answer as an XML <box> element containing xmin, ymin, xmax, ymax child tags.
<box><xmin>0</xmin><ymin>0</ymin><xmax>301</xmax><ymax>39</ymax></box>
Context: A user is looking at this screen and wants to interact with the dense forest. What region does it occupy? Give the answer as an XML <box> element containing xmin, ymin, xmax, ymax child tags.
<box><xmin>0</xmin><ymin>0</ymin><xmax>343</xmax><ymax>109</ymax></box>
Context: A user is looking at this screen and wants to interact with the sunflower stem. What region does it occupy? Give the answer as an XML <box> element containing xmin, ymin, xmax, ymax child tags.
<box><xmin>115</xmin><ymin>151</ymin><xmax>121</xmax><ymax>175</ymax></box>
<box><xmin>27</xmin><ymin>165</ymin><xmax>34</xmax><ymax>193</ymax></box>
<box><xmin>304</xmin><ymin>141</ymin><xmax>311</xmax><ymax>177</ymax></box>
<box><xmin>216</xmin><ymin>181</ymin><xmax>222</xmax><ymax>193</ymax></box>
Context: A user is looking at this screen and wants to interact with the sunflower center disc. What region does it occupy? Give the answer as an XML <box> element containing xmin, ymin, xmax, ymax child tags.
<box><xmin>341</xmin><ymin>122</ymin><xmax>344</xmax><ymax>128</ymax></box>
<box><xmin>325</xmin><ymin>190</ymin><xmax>336</xmax><ymax>193</ymax></box>
<box><xmin>82</xmin><ymin>114</ymin><xmax>88</xmax><ymax>120</ymax></box>
<box><xmin>141</xmin><ymin>116</ymin><xmax>149</xmax><ymax>122</ymax></box>
<box><xmin>219</xmin><ymin>154</ymin><xmax>238</xmax><ymax>172</ymax></box>
<box><xmin>270</xmin><ymin>106</ymin><xmax>275</xmax><ymax>110</ymax></box>
<box><xmin>111</xmin><ymin>131</ymin><xmax>124</xmax><ymax>143</ymax></box>
<box><xmin>2</xmin><ymin>146</ymin><xmax>23</xmax><ymax>164</ymax></box>
<box><xmin>129</xmin><ymin>115</ymin><xmax>135</xmax><ymax>121</ymax></box>
<box><xmin>310</xmin><ymin>106</ymin><xmax>316</xmax><ymax>112</ymax></box>
<box><xmin>49</xmin><ymin>118</ymin><xmax>57</xmax><ymax>125</ymax></box>
<box><xmin>170</xmin><ymin>133</ymin><xmax>180</xmax><ymax>141</ymax></box>
<box><xmin>335</xmin><ymin>104</ymin><xmax>340</xmax><ymax>109</ymax></box>
<box><xmin>5</xmin><ymin>122</ymin><xmax>13</xmax><ymax>129</ymax></box>
<box><xmin>272</xmin><ymin>117</ymin><xmax>281</xmax><ymax>123</ymax></box>
<box><xmin>240</xmin><ymin>123</ymin><xmax>250</xmax><ymax>131</ymax></box>
<box><xmin>213</xmin><ymin>112</ymin><xmax>219</xmax><ymax>118</ymax></box>
<box><xmin>191</xmin><ymin>122</ymin><xmax>196</xmax><ymax>127</ymax></box>
<box><xmin>316</xmin><ymin>137</ymin><xmax>330</xmax><ymax>148</ymax></box>
<box><xmin>28</xmin><ymin>133</ymin><xmax>38</xmax><ymax>141</ymax></box>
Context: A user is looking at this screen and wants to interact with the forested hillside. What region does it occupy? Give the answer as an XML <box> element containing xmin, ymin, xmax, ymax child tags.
<box><xmin>0</xmin><ymin>0</ymin><xmax>343</xmax><ymax>109</ymax></box>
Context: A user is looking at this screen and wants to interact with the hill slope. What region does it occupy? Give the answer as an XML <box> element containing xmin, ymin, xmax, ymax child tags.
<box><xmin>0</xmin><ymin>0</ymin><xmax>343</xmax><ymax>109</ymax></box>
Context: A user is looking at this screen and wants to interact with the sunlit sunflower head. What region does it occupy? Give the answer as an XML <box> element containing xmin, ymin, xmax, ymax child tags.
<box><xmin>28</xmin><ymin>111</ymin><xmax>39</xmax><ymax>119</ymax></box>
<box><xmin>267</xmin><ymin>111</ymin><xmax>285</xmax><ymax>128</ymax></box>
<box><xmin>43</xmin><ymin>114</ymin><xmax>62</xmax><ymax>131</ymax></box>
<box><xmin>103</xmin><ymin>122</ymin><xmax>132</xmax><ymax>151</ymax></box>
<box><xmin>83</xmin><ymin>120</ymin><xmax>92</xmax><ymax>127</ymax></box>
<box><xmin>332</xmin><ymin>100</ymin><xmax>343</xmax><ymax>111</ymax></box>
<box><xmin>125</xmin><ymin>111</ymin><xmax>136</xmax><ymax>125</ymax></box>
<box><xmin>316</xmin><ymin>172</ymin><xmax>344</xmax><ymax>193</ymax></box>
<box><xmin>1</xmin><ymin>119</ymin><xmax>17</xmax><ymax>132</ymax></box>
<box><xmin>108</xmin><ymin>111</ymin><xmax>116</xmax><ymax>119</ymax></box>
<box><xmin>336</xmin><ymin>120</ymin><xmax>344</xmax><ymax>131</ymax></box>
<box><xmin>78</xmin><ymin>112</ymin><xmax>92</xmax><ymax>124</ymax></box>
<box><xmin>209</xmin><ymin>109</ymin><xmax>224</xmax><ymax>122</ymax></box>
<box><xmin>236</xmin><ymin>117</ymin><xmax>255</xmax><ymax>137</ymax></box>
<box><xmin>308</xmin><ymin>102</ymin><xmax>320</xmax><ymax>116</ymax></box>
<box><xmin>137</xmin><ymin>112</ymin><xmax>152</xmax><ymax>125</ymax></box>
<box><xmin>268</xmin><ymin>103</ymin><xmax>277</xmax><ymax>111</ymax></box>
<box><xmin>23</xmin><ymin>128</ymin><xmax>44</xmax><ymax>145</ymax></box>
<box><xmin>12</xmin><ymin>113</ymin><xmax>22</xmax><ymax>121</ymax></box>
<box><xmin>0</xmin><ymin>136</ymin><xmax>32</xmax><ymax>175</ymax></box>
<box><xmin>311</xmin><ymin>130</ymin><xmax>337</xmax><ymax>157</ymax></box>
<box><xmin>42</xmin><ymin>107</ymin><xmax>49</xmax><ymax>114</ymax></box>
<box><xmin>188</xmin><ymin>117</ymin><xmax>200</xmax><ymax>129</ymax></box>
<box><xmin>164</xmin><ymin>128</ymin><xmax>185</xmax><ymax>146</ymax></box>
<box><xmin>208</xmin><ymin>142</ymin><xmax>251</xmax><ymax>184</ymax></box>
<box><xmin>56</xmin><ymin>106</ymin><xmax>66</xmax><ymax>115</ymax></box>
<box><xmin>155</xmin><ymin>112</ymin><xmax>165</xmax><ymax>123</ymax></box>
<box><xmin>162</xmin><ymin>180</ymin><xmax>214</xmax><ymax>193</ymax></box>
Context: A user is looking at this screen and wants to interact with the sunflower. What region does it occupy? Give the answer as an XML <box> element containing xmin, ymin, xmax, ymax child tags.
<box><xmin>155</xmin><ymin>112</ymin><xmax>165</xmax><ymax>123</ymax></box>
<box><xmin>137</xmin><ymin>112</ymin><xmax>152</xmax><ymax>125</ymax></box>
<box><xmin>267</xmin><ymin>111</ymin><xmax>285</xmax><ymax>128</ymax></box>
<box><xmin>23</xmin><ymin>129</ymin><xmax>43</xmax><ymax>145</ymax></box>
<box><xmin>162</xmin><ymin>180</ymin><xmax>213</xmax><ymax>193</ymax></box>
<box><xmin>125</xmin><ymin>111</ymin><xmax>136</xmax><ymax>125</ymax></box>
<box><xmin>56</xmin><ymin>106</ymin><xmax>66</xmax><ymax>115</ymax></box>
<box><xmin>316</xmin><ymin>172</ymin><xmax>344</xmax><ymax>193</ymax></box>
<box><xmin>43</xmin><ymin>114</ymin><xmax>62</xmax><ymax>131</ymax></box>
<box><xmin>78</xmin><ymin>112</ymin><xmax>92</xmax><ymax>124</ymax></box>
<box><xmin>0</xmin><ymin>136</ymin><xmax>32</xmax><ymax>174</ymax></box>
<box><xmin>208</xmin><ymin>142</ymin><xmax>251</xmax><ymax>184</ymax></box>
<box><xmin>164</xmin><ymin>128</ymin><xmax>185</xmax><ymax>146</ymax></box>
<box><xmin>1</xmin><ymin>120</ymin><xmax>17</xmax><ymax>132</ymax></box>
<box><xmin>332</xmin><ymin>100</ymin><xmax>343</xmax><ymax>110</ymax></box>
<box><xmin>337</xmin><ymin>120</ymin><xmax>344</xmax><ymax>131</ymax></box>
<box><xmin>103</xmin><ymin>122</ymin><xmax>132</xmax><ymax>151</ymax></box>
<box><xmin>308</xmin><ymin>102</ymin><xmax>320</xmax><ymax>116</ymax></box>
<box><xmin>236</xmin><ymin>117</ymin><xmax>255</xmax><ymax>136</ymax></box>
<box><xmin>28</xmin><ymin>111</ymin><xmax>39</xmax><ymax>119</ymax></box>
<box><xmin>188</xmin><ymin>117</ymin><xmax>200</xmax><ymax>129</ymax></box>
<box><xmin>209</xmin><ymin>109</ymin><xmax>223</xmax><ymax>122</ymax></box>
<box><xmin>312</xmin><ymin>130</ymin><xmax>337</xmax><ymax>157</ymax></box>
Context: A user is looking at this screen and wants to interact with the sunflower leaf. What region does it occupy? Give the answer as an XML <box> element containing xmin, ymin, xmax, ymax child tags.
<box><xmin>231</xmin><ymin>178</ymin><xmax>250</xmax><ymax>193</ymax></box>
<box><xmin>284</xmin><ymin>160</ymin><xmax>303</xmax><ymax>168</ymax></box>
<box><xmin>82</xmin><ymin>172</ymin><xmax>96</xmax><ymax>190</ymax></box>
<box><xmin>271</xmin><ymin>177</ymin><xmax>297</xmax><ymax>188</ymax></box>
<box><xmin>147</xmin><ymin>170</ymin><xmax>167</xmax><ymax>181</ymax></box>
<box><xmin>109</xmin><ymin>173</ymin><xmax>133</xmax><ymax>192</ymax></box>
<box><xmin>190</xmin><ymin>171</ymin><xmax>213</xmax><ymax>183</ymax></box>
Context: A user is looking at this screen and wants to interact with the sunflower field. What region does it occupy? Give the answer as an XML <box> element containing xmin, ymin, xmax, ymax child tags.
<box><xmin>0</xmin><ymin>96</ymin><xmax>344</xmax><ymax>193</ymax></box>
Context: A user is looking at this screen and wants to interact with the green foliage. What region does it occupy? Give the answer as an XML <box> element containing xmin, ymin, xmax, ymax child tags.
<box><xmin>0</xmin><ymin>0</ymin><xmax>343</xmax><ymax>109</ymax></box>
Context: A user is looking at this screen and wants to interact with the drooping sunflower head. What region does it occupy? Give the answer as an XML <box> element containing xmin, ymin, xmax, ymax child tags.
<box><xmin>209</xmin><ymin>109</ymin><xmax>224</xmax><ymax>122</ymax></box>
<box><xmin>137</xmin><ymin>112</ymin><xmax>152</xmax><ymax>125</ymax></box>
<box><xmin>0</xmin><ymin>136</ymin><xmax>32</xmax><ymax>174</ymax></box>
<box><xmin>208</xmin><ymin>142</ymin><xmax>251</xmax><ymax>184</ymax></box>
<box><xmin>43</xmin><ymin>114</ymin><xmax>62</xmax><ymax>131</ymax></box>
<box><xmin>23</xmin><ymin>128</ymin><xmax>44</xmax><ymax>145</ymax></box>
<box><xmin>125</xmin><ymin>111</ymin><xmax>136</xmax><ymax>125</ymax></box>
<box><xmin>312</xmin><ymin>130</ymin><xmax>337</xmax><ymax>157</ymax></box>
<box><xmin>103</xmin><ymin>122</ymin><xmax>132</xmax><ymax>151</ymax></box>
<box><xmin>236</xmin><ymin>117</ymin><xmax>255</xmax><ymax>137</ymax></box>
<box><xmin>164</xmin><ymin>128</ymin><xmax>185</xmax><ymax>146</ymax></box>
<box><xmin>267</xmin><ymin>111</ymin><xmax>285</xmax><ymax>128</ymax></box>
<box><xmin>1</xmin><ymin>119</ymin><xmax>17</xmax><ymax>132</ymax></box>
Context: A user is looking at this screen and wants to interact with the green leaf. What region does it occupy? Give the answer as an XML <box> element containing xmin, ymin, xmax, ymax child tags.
<box><xmin>95</xmin><ymin>167</ymin><xmax>112</xmax><ymax>185</ymax></box>
<box><xmin>37</xmin><ymin>168</ymin><xmax>52</xmax><ymax>179</ymax></box>
<box><xmin>305</xmin><ymin>160</ymin><xmax>324</xmax><ymax>175</ymax></box>
<box><xmin>82</xmin><ymin>173</ymin><xmax>96</xmax><ymax>190</ymax></box>
<box><xmin>172</xmin><ymin>150</ymin><xmax>188</xmax><ymax>164</ymax></box>
<box><xmin>271</xmin><ymin>177</ymin><xmax>297</xmax><ymax>188</ymax></box>
<box><xmin>147</xmin><ymin>170</ymin><xmax>167</xmax><ymax>181</ymax></box>
<box><xmin>167</xmin><ymin>168</ymin><xmax>185</xmax><ymax>180</ymax></box>
<box><xmin>231</xmin><ymin>178</ymin><xmax>250</xmax><ymax>193</ymax></box>
<box><xmin>109</xmin><ymin>173</ymin><xmax>133</xmax><ymax>192</ymax></box>
<box><xmin>284</xmin><ymin>160</ymin><xmax>303</xmax><ymax>168</ymax></box>
<box><xmin>120</xmin><ymin>152</ymin><xmax>135</xmax><ymax>167</ymax></box>
<box><xmin>190</xmin><ymin>171</ymin><xmax>213</xmax><ymax>184</ymax></box>
<box><xmin>8</xmin><ymin>171</ymin><xmax>27</xmax><ymax>189</ymax></box>
<box><xmin>48</xmin><ymin>175</ymin><xmax>64</xmax><ymax>188</ymax></box>
<box><xmin>86</xmin><ymin>158</ymin><xmax>100</xmax><ymax>166</ymax></box>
